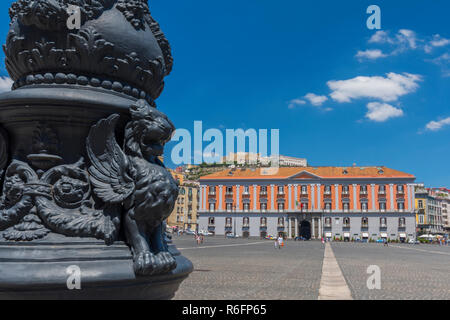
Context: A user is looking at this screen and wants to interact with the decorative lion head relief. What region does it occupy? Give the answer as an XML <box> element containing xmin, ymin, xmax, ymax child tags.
<box><xmin>40</xmin><ymin>158</ymin><xmax>90</xmax><ymax>209</ymax></box>
<box><xmin>125</xmin><ymin>100</ymin><xmax>175</xmax><ymax>159</ymax></box>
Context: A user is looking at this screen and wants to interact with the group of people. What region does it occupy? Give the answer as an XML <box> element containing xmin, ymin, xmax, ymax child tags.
<box><xmin>274</xmin><ymin>236</ymin><xmax>285</xmax><ymax>249</ymax></box>
<box><xmin>195</xmin><ymin>234</ymin><xmax>205</xmax><ymax>245</ymax></box>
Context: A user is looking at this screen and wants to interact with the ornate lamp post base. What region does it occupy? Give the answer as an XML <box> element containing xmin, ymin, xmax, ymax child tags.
<box><xmin>0</xmin><ymin>1</ymin><xmax>193</xmax><ymax>299</ymax></box>
<box><xmin>0</xmin><ymin>240</ymin><xmax>192</xmax><ymax>300</ymax></box>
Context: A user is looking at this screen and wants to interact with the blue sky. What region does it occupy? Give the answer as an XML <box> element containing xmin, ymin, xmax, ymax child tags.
<box><xmin>0</xmin><ymin>0</ymin><xmax>449</xmax><ymax>187</ymax></box>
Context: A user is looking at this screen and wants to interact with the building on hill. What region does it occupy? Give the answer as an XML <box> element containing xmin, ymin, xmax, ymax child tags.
<box><xmin>197</xmin><ymin>166</ymin><xmax>416</xmax><ymax>242</ymax></box>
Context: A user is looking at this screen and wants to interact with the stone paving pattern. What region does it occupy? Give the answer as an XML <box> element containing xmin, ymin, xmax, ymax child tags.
<box><xmin>172</xmin><ymin>235</ymin><xmax>450</xmax><ymax>300</ymax></box>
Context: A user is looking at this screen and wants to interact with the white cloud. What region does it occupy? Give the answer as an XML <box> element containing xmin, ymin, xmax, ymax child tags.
<box><xmin>356</xmin><ymin>49</ymin><xmax>387</xmax><ymax>60</ymax></box>
<box><xmin>396</xmin><ymin>29</ymin><xmax>418</xmax><ymax>49</ymax></box>
<box><xmin>304</xmin><ymin>93</ymin><xmax>328</xmax><ymax>106</ymax></box>
<box><xmin>327</xmin><ymin>72</ymin><xmax>422</xmax><ymax>103</ymax></box>
<box><xmin>0</xmin><ymin>77</ymin><xmax>12</xmax><ymax>93</ymax></box>
<box><xmin>368</xmin><ymin>31</ymin><xmax>394</xmax><ymax>44</ymax></box>
<box><xmin>430</xmin><ymin>35</ymin><xmax>450</xmax><ymax>47</ymax></box>
<box><xmin>288</xmin><ymin>98</ymin><xmax>306</xmax><ymax>109</ymax></box>
<box><xmin>429</xmin><ymin>53</ymin><xmax>450</xmax><ymax>77</ymax></box>
<box><xmin>365</xmin><ymin>102</ymin><xmax>404</xmax><ymax>122</ymax></box>
<box><xmin>425</xmin><ymin>117</ymin><xmax>450</xmax><ymax>131</ymax></box>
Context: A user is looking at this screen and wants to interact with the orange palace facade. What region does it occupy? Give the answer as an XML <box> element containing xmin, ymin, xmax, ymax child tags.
<box><xmin>197</xmin><ymin>166</ymin><xmax>417</xmax><ymax>241</ymax></box>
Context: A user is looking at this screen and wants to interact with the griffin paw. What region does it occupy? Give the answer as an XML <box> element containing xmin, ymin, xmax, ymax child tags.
<box><xmin>156</xmin><ymin>251</ymin><xmax>177</xmax><ymax>273</ymax></box>
<box><xmin>133</xmin><ymin>251</ymin><xmax>158</xmax><ymax>276</ymax></box>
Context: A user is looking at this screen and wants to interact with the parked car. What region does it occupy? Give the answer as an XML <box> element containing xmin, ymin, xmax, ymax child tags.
<box><xmin>185</xmin><ymin>230</ymin><xmax>196</xmax><ymax>235</ymax></box>
<box><xmin>294</xmin><ymin>236</ymin><xmax>309</xmax><ymax>241</ymax></box>
<box><xmin>376</xmin><ymin>239</ymin><xmax>384</xmax><ymax>243</ymax></box>
<box><xmin>198</xmin><ymin>230</ymin><xmax>213</xmax><ymax>236</ymax></box>
<box><xmin>226</xmin><ymin>233</ymin><xmax>240</xmax><ymax>238</ymax></box>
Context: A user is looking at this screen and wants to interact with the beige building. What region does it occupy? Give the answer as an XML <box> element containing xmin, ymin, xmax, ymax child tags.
<box><xmin>167</xmin><ymin>180</ymin><xmax>200</xmax><ymax>232</ymax></box>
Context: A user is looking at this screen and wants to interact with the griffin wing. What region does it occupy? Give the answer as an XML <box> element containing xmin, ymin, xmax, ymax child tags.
<box><xmin>86</xmin><ymin>114</ymin><xmax>135</xmax><ymax>204</ymax></box>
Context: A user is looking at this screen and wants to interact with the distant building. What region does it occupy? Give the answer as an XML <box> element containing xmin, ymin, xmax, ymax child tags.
<box><xmin>166</xmin><ymin>173</ymin><xmax>200</xmax><ymax>232</ymax></box>
<box><xmin>415</xmin><ymin>187</ymin><xmax>447</xmax><ymax>235</ymax></box>
<box><xmin>198</xmin><ymin>166</ymin><xmax>416</xmax><ymax>241</ymax></box>
<box><xmin>223</xmin><ymin>152</ymin><xmax>307</xmax><ymax>167</ymax></box>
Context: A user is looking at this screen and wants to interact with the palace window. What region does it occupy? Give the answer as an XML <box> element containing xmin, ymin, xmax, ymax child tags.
<box><xmin>361</xmin><ymin>202</ymin><xmax>368</xmax><ymax>212</ymax></box>
<box><xmin>380</xmin><ymin>217</ymin><xmax>387</xmax><ymax>228</ymax></box>
<box><xmin>342</xmin><ymin>185</ymin><xmax>349</xmax><ymax>194</ymax></box>
<box><xmin>343</xmin><ymin>202</ymin><xmax>350</xmax><ymax>212</ymax></box>
<box><xmin>278</xmin><ymin>203</ymin><xmax>285</xmax><ymax>212</ymax></box>
<box><xmin>324</xmin><ymin>202</ymin><xmax>332</xmax><ymax>212</ymax></box>
<box><xmin>343</xmin><ymin>217</ymin><xmax>350</xmax><ymax>227</ymax></box>
<box><xmin>278</xmin><ymin>186</ymin><xmax>285</xmax><ymax>195</ymax></box>
<box><xmin>361</xmin><ymin>217</ymin><xmax>369</xmax><ymax>228</ymax></box>
<box><xmin>243</xmin><ymin>217</ymin><xmax>249</xmax><ymax>227</ymax></box>
<box><xmin>243</xmin><ymin>203</ymin><xmax>250</xmax><ymax>212</ymax></box>
<box><xmin>399</xmin><ymin>217</ymin><xmax>406</xmax><ymax>228</ymax></box>
<box><xmin>397</xmin><ymin>185</ymin><xmax>405</xmax><ymax>194</ymax></box>
<box><xmin>209</xmin><ymin>187</ymin><xmax>216</xmax><ymax>195</ymax></box>
<box><xmin>260</xmin><ymin>186</ymin><xmax>267</xmax><ymax>195</ymax></box>
<box><xmin>324</xmin><ymin>217</ymin><xmax>332</xmax><ymax>227</ymax></box>
<box><xmin>225</xmin><ymin>217</ymin><xmax>232</xmax><ymax>227</ymax></box>
<box><xmin>378</xmin><ymin>185</ymin><xmax>386</xmax><ymax>194</ymax></box>
<box><xmin>324</xmin><ymin>185</ymin><xmax>332</xmax><ymax>195</ymax></box>
<box><xmin>398</xmin><ymin>202</ymin><xmax>405</xmax><ymax>211</ymax></box>
<box><xmin>278</xmin><ymin>217</ymin><xmax>284</xmax><ymax>227</ymax></box>
<box><xmin>260</xmin><ymin>203</ymin><xmax>267</xmax><ymax>211</ymax></box>
<box><xmin>360</xmin><ymin>185</ymin><xmax>368</xmax><ymax>194</ymax></box>
<box><xmin>260</xmin><ymin>217</ymin><xmax>267</xmax><ymax>227</ymax></box>
<box><xmin>301</xmin><ymin>185</ymin><xmax>308</xmax><ymax>195</ymax></box>
<box><xmin>226</xmin><ymin>186</ymin><xmax>233</xmax><ymax>195</ymax></box>
<box><xmin>226</xmin><ymin>203</ymin><xmax>233</xmax><ymax>212</ymax></box>
<box><xmin>209</xmin><ymin>203</ymin><xmax>215</xmax><ymax>212</ymax></box>
<box><xmin>379</xmin><ymin>202</ymin><xmax>386</xmax><ymax>212</ymax></box>
<box><xmin>208</xmin><ymin>217</ymin><xmax>215</xmax><ymax>225</ymax></box>
<box><xmin>243</xmin><ymin>186</ymin><xmax>250</xmax><ymax>194</ymax></box>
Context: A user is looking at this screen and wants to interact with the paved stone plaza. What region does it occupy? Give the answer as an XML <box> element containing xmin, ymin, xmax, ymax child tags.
<box><xmin>172</xmin><ymin>235</ymin><xmax>450</xmax><ymax>300</ymax></box>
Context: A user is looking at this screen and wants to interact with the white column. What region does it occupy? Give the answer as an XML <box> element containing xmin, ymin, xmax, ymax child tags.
<box><xmin>317</xmin><ymin>184</ymin><xmax>321</xmax><ymax>211</ymax></box>
<box><xmin>353</xmin><ymin>184</ymin><xmax>357</xmax><ymax>211</ymax></box>
<box><xmin>294</xmin><ymin>184</ymin><xmax>298</xmax><ymax>211</ymax></box>
<box><xmin>318</xmin><ymin>218</ymin><xmax>322</xmax><ymax>238</ymax></box>
<box><xmin>371</xmin><ymin>184</ymin><xmax>376</xmax><ymax>211</ymax></box>
<box><xmin>288</xmin><ymin>184</ymin><xmax>292</xmax><ymax>211</ymax></box>
<box><xmin>334</xmin><ymin>184</ymin><xmax>339</xmax><ymax>210</ymax></box>
<box><xmin>199</xmin><ymin>186</ymin><xmax>203</xmax><ymax>210</ymax></box>
<box><xmin>312</xmin><ymin>218</ymin><xmax>316</xmax><ymax>238</ymax></box>
<box><xmin>389</xmin><ymin>184</ymin><xmax>394</xmax><ymax>210</ymax></box>
<box><xmin>311</xmin><ymin>184</ymin><xmax>315</xmax><ymax>211</ymax></box>
<box><xmin>218</xmin><ymin>185</ymin><xmax>223</xmax><ymax>211</ymax></box>
<box><xmin>411</xmin><ymin>185</ymin><xmax>416</xmax><ymax>213</ymax></box>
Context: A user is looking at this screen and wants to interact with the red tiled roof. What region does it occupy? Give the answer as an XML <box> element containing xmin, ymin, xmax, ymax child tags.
<box><xmin>199</xmin><ymin>166</ymin><xmax>414</xmax><ymax>180</ymax></box>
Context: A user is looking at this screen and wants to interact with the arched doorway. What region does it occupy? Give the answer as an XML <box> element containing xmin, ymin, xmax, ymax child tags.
<box><xmin>299</xmin><ymin>220</ymin><xmax>311</xmax><ymax>240</ymax></box>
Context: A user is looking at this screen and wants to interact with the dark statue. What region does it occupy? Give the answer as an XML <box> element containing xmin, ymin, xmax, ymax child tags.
<box><xmin>0</xmin><ymin>0</ymin><xmax>192</xmax><ymax>299</ymax></box>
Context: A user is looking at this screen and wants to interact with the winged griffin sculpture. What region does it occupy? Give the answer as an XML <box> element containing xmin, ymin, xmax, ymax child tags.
<box><xmin>86</xmin><ymin>99</ymin><xmax>179</xmax><ymax>276</ymax></box>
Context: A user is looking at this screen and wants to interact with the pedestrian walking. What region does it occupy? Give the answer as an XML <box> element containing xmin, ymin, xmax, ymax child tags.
<box><xmin>277</xmin><ymin>236</ymin><xmax>283</xmax><ymax>249</ymax></box>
